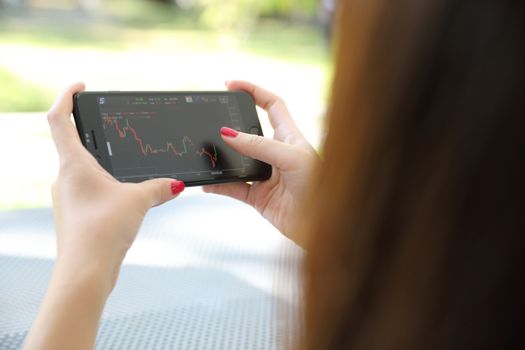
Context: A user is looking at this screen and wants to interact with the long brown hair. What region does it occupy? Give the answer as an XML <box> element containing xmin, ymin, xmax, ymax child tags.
<box><xmin>298</xmin><ymin>0</ymin><xmax>525</xmax><ymax>349</ymax></box>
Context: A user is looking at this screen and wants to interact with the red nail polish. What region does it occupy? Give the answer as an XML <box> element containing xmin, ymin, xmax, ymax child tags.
<box><xmin>171</xmin><ymin>180</ymin><xmax>185</xmax><ymax>195</ymax></box>
<box><xmin>220</xmin><ymin>127</ymin><xmax>239</xmax><ymax>138</ymax></box>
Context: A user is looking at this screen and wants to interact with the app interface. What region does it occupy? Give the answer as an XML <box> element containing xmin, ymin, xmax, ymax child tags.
<box><xmin>97</xmin><ymin>94</ymin><xmax>252</xmax><ymax>181</ymax></box>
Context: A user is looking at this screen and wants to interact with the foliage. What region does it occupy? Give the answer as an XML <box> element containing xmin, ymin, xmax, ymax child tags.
<box><xmin>197</xmin><ymin>0</ymin><xmax>319</xmax><ymax>31</ymax></box>
<box><xmin>259</xmin><ymin>0</ymin><xmax>319</xmax><ymax>17</ymax></box>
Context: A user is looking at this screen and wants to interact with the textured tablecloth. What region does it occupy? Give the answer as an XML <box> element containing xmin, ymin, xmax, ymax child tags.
<box><xmin>0</xmin><ymin>193</ymin><xmax>302</xmax><ymax>349</ymax></box>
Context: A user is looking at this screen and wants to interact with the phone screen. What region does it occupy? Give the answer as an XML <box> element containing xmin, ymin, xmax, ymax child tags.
<box><xmin>74</xmin><ymin>92</ymin><xmax>271</xmax><ymax>185</ymax></box>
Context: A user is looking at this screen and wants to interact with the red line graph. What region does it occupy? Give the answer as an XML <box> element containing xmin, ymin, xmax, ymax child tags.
<box><xmin>103</xmin><ymin>117</ymin><xmax>218</xmax><ymax>168</ymax></box>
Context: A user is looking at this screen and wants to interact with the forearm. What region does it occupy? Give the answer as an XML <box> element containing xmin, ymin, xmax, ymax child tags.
<box><xmin>24</xmin><ymin>261</ymin><xmax>113</xmax><ymax>350</ymax></box>
<box><xmin>28</xmin><ymin>82</ymin><xmax>180</xmax><ymax>349</ymax></box>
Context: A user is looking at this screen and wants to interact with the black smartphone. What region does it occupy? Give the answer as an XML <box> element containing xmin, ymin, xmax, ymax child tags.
<box><xmin>73</xmin><ymin>91</ymin><xmax>272</xmax><ymax>186</ymax></box>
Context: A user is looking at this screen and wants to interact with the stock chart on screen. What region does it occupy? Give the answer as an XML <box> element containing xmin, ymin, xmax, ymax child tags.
<box><xmin>98</xmin><ymin>94</ymin><xmax>250</xmax><ymax>181</ymax></box>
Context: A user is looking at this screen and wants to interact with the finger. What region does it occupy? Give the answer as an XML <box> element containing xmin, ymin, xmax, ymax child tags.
<box><xmin>220</xmin><ymin>127</ymin><xmax>299</xmax><ymax>169</ymax></box>
<box><xmin>47</xmin><ymin>82</ymin><xmax>86</xmax><ymax>157</ymax></box>
<box><xmin>225</xmin><ymin>80</ymin><xmax>301</xmax><ymax>135</ymax></box>
<box><xmin>202</xmin><ymin>182</ymin><xmax>251</xmax><ymax>205</ymax></box>
<box><xmin>139</xmin><ymin>179</ymin><xmax>185</xmax><ymax>208</ymax></box>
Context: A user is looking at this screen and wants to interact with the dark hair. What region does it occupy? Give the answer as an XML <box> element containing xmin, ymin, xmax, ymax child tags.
<box><xmin>298</xmin><ymin>0</ymin><xmax>525</xmax><ymax>348</ymax></box>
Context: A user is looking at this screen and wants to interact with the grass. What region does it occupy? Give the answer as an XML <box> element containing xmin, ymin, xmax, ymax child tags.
<box><xmin>0</xmin><ymin>1</ymin><xmax>330</xmax><ymax>61</ymax></box>
<box><xmin>0</xmin><ymin>7</ymin><xmax>329</xmax><ymax>113</ymax></box>
<box><xmin>0</xmin><ymin>68</ymin><xmax>54</xmax><ymax>112</ymax></box>
<box><xmin>241</xmin><ymin>19</ymin><xmax>330</xmax><ymax>66</ymax></box>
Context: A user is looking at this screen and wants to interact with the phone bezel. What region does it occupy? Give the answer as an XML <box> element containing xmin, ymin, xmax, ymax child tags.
<box><xmin>72</xmin><ymin>91</ymin><xmax>272</xmax><ymax>186</ymax></box>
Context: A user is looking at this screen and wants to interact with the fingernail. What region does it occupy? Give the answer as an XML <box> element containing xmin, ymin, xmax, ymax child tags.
<box><xmin>220</xmin><ymin>127</ymin><xmax>239</xmax><ymax>138</ymax></box>
<box><xmin>224</xmin><ymin>80</ymin><xmax>229</xmax><ymax>86</ymax></box>
<box><xmin>171</xmin><ymin>180</ymin><xmax>185</xmax><ymax>195</ymax></box>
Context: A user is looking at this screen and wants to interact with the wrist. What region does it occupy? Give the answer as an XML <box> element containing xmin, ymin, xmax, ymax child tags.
<box><xmin>52</xmin><ymin>257</ymin><xmax>118</xmax><ymax>298</ymax></box>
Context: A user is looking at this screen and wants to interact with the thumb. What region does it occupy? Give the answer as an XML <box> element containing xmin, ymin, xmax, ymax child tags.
<box><xmin>137</xmin><ymin>178</ymin><xmax>185</xmax><ymax>207</ymax></box>
<box><xmin>220</xmin><ymin>127</ymin><xmax>299</xmax><ymax>170</ymax></box>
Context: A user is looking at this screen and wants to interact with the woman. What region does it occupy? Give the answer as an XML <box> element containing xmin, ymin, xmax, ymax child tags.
<box><xmin>24</xmin><ymin>0</ymin><xmax>524</xmax><ymax>349</ymax></box>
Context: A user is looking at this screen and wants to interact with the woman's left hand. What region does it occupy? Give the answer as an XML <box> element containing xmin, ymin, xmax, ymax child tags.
<box><xmin>24</xmin><ymin>83</ymin><xmax>184</xmax><ymax>350</ymax></box>
<box><xmin>48</xmin><ymin>83</ymin><xmax>184</xmax><ymax>286</ymax></box>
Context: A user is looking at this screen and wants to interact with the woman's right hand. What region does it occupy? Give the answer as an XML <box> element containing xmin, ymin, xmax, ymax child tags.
<box><xmin>203</xmin><ymin>81</ymin><xmax>318</xmax><ymax>247</ymax></box>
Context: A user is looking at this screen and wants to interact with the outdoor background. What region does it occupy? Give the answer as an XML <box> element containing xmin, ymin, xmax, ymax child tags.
<box><xmin>0</xmin><ymin>0</ymin><xmax>333</xmax><ymax>210</ymax></box>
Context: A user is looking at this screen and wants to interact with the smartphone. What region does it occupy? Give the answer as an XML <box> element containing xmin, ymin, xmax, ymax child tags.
<box><xmin>73</xmin><ymin>91</ymin><xmax>272</xmax><ymax>186</ymax></box>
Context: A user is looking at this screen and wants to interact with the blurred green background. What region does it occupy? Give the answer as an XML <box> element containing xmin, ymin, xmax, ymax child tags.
<box><xmin>0</xmin><ymin>0</ymin><xmax>333</xmax><ymax>209</ymax></box>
